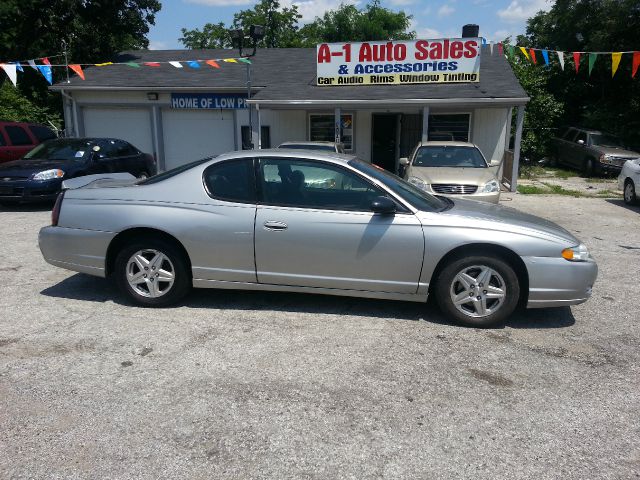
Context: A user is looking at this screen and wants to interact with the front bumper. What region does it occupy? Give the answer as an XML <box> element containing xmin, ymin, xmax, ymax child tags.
<box><xmin>0</xmin><ymin>179</ymin><xmax>62</xmax><ymax>203</ymax></box>
<box><xmin>524</xmin><ymin>255</ymin><xmax>598</xmax><ymax>308</ymax></box>
<box><xmin>435</xmin><ymin>191</ymin><xmax>501</xmax><ymax>204</ymax></box>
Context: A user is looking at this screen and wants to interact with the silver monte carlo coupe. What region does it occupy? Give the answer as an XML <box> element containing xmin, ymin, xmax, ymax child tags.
<box><xmin>39</xmin><ymin>150</ymin><xmax>597</xmax><ymax>327</ymax></box>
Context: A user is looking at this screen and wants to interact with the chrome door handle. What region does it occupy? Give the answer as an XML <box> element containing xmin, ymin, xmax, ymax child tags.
<box><xmin>263</xmin><ymin>220</ymin><xmax>288</xmax><ymax>231</ymax></box>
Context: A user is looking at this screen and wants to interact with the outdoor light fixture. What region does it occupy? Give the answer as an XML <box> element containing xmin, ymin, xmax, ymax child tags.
<box><xmin>249</xmin><ymin>25</ymin><xmax>265</xmax><ymax>42</ymax></box>
<box><xmin>229</xmin><ymin>29</ymin><xmax>244</xmax><ymax>49</ymax></box>
<box><xmin>228</xmin><ymin>24</ymin><xmax>265</xmax><ymax>58</ymax></box>
<box><xmin>147</xmin><ymin>92</ymin><xmax>158</xmax><ymax>101</ymax></box>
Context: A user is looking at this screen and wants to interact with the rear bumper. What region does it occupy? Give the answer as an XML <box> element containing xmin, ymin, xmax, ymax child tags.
<box><xmin>39</xmin><ymin>226</ymin><xmax>116</xmax><ymax>278</ymax></box>
<box><xmin>524</xmin><ymin>255</ymin><xmax>598</xmax><ymax>308</ymax></box>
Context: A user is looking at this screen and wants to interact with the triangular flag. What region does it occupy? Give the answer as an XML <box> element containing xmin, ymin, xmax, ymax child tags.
<box><xmin>508</xmin><ymin>44</ymin><xmax>515</xmax><ymax>57</ymax></box>
<box><xmin>95</xmin><ymin>62</ymin><xmax>113</xmax><ymax>66</ymax></box>
<box><xmin>632</xmin><ymin>52</ymin><xmax>640</xmax><ymax>78</ymax></box>
<box><xmin>37</xmin><ymin>58</ymin><xmax>53</xmax><ymax>84</ymax></box>
<box><xmin>206</xmin><ymin>60</ymin><xmax>220</xmax><ymax>68</ymax></box>
<box><xmin>557</xmin><ymin>51</ymin><xmax>565</xmax><ymax>71</ymax></box>
<box><xmin>529</xmin><ymin>48</ymin><xmax>537</xmax><ymax>64</ymax></box>
<box><xmin>519</xmin><ymin>46</ymin><xmax>530</xmax><ymax>60</ymax></box>
<box><xmin>223</xmin><ymin>58</ymin><xmax>238</xmax><ymax>63</ymax></box>
<box><xmin>489</xmin><ymin>42</ymin><xmax>494</xmax><ymax>55</ymax></box>
<box><xmin>541</xmin><ymin>49</ymin><xmax>549</xmax><ymax>66</ymax></box>
<box><xmin>169</xmin><ymin>61</ymin><xmax>183</xmax><ymax>68</ymax></box>
<box><xmin>498</xmin><ymin>43</ymin><xmax>504</xmax><ymax>56</ymax></box>
<box><xmin>573</xmin><ymin>52</ymin><xmax>581</xmax><ymax>73</ymax></box>
<box><xmin>187</xmin><ymin>61</ymin><xmax>201</xmax><ymax>68</ymax></box>
<box><xmin>238</xmin><ymin>58</ymin><xmax>252</xmax><ymax>64</ymax></box>
<box><xmin>13</xmin><ymin>62</ymin><xmax>23</xmax><ymax>73</ymax></box>
<box><xmin>144</xmin><ymin>62</ymin><xmax>161</xmax><ymax>67</ymax></box>
<box><xmin>125</xmin><ymin>62</ymin><xmax>140</xmax><ymax>68</ymax></box>
<box><xmin>28</xmin><ymin>59</ymin><xmax>38</xmax><ymax>70</ymax></box>
<box><xmin>611</xmin><ymin>52</ymin><xmax>622</xmax><ymax>77</ymax></box>
<box><xmin>588</xmin><ymin>53</ymin><xmax>597</xmax><ymax>75</ymax></box>
<box><xmin>0</xmin><ymin>63</ymin><xmax>18</xmax><ymax>86</ymax></box>
<box><xmin>69</xmin><ymin>64</ymin><xmax>85</xmax><ymax>80</ymax></box>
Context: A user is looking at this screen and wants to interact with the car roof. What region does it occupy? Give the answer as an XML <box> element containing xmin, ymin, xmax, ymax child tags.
<box><xmin>278</xmin><ymin>141</ymin><xmax>337</xmax><ymax>146</ymax></box>
<box><xmin>418</xmin><ymin>141</ymin><xmax>478</xmax><ymax>148</ymax></box>
<box><xmin>215</xmin><ymin>148</ymin><xmax>356</xmax><ymax>164</ymax></box>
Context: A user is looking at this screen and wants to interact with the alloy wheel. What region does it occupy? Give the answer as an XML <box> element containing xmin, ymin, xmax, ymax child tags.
<box><xmin>126</xmin><ymin>249</ymin><xmax>175</xmax><ymax>298</ymax></box>
<box><xmin>449</xmin><ymin>265</ymin><xmax>506</xmax><ymax>318</ymax></box>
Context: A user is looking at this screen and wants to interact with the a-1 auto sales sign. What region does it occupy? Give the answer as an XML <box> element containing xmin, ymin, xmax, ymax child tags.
<box><xmin>316</xmin><ymin>38</ymin><xmax>481</xmax><ymax>86</ymax></box>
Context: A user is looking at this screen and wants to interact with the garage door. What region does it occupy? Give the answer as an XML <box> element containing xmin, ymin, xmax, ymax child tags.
<box><xmin>162</xmin><ymin>109</ymin><xmax>235</xmax><ymax>170</ymax></box>
<box><xmin>83</xmin><ymin>107</ymin><xmax>154</xmax><ymax>154</ymax></box>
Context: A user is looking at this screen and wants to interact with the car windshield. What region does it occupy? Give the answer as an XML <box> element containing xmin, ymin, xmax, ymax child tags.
<box><xmin>137</xmin><ymin>156</ymin><xmax>213</xmax><ymax>185</ymax></box>
<box><xmin>280</xmin><ymin>144</ymin><xmax>336</xmax><ymax>152</ymax></box>
<box><xmin>591</xmin><ymin>134</ymin><xmax>624</xmax><ymax>148</ymax></box>
<box><xmin>349</xmin><ymin>159</ymin><xmax>449</xmax><ymax>212</ymax></box>
<box><xmin>23</xmin><ymin>139</ymin><xmax>94</xmax><ymax>162</ymax></box>
<box><xmin>413</xmin><ymin>146</ymin><xmax>487</xmax><ymax>168</ymax></box>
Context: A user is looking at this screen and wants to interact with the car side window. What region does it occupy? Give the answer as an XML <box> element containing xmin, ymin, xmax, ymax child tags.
<box><xmin>114</xmin><ymin>140</ymin><xmax>139</xmax><ymax>157</ymax></box>
<box><xmin>562</xmin><ymin>128</ymin><xmax>576</xmax><ymax>141</ymax></box>
<box><xmin>96</xmin><ymin>141</ymin><xmax>119</xmax><ymax>159</ymax></box>
<box><xmin>203</xmin><ymin>159</ymin><xmax>256</xmax><ymax>204</ymax></box>
<box><xmin>28</xmin><ymin>125</ymin><xmax>56</xmax><ymax>142</ymax></box>
<box><xmin>575</xmin><ymin>131</ymin><xmax>587</xmax><ymax>144</ymax></box>
<box><xmin>259</xmin><ymin>157</ymin><xmax>384</xmax><ymax>211</ymax></box>
<box><xmin>5</xmin><ymin>126</ymin><xmax>32</xmax><ymax>146</ymax></box>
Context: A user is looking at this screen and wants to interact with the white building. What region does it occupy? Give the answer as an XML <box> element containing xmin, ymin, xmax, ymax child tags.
<box><xmin>52</xmin><ymin>43</ymin><xmax>528</xmax><ymax>189</ymax></box>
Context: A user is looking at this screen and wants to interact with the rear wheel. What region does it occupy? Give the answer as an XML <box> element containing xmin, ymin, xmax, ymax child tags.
<box><xmin>435</xmin><ymin>255</ymin><xmax>520</xmax><ymax>328</ymax></box>
<box><xmin>137</xmin><ymin>170</ymin><xmax>150</xmax><ymax>180</ymax></box>
<box><xmin>114</xmin><ymin>238</ymin><xmax>191</xmax><ymax>307</ymax></box>
<box><xmin>624</xmin><ymin>179</ymin><xmax>637</xmax><ymax>205</ymax></box>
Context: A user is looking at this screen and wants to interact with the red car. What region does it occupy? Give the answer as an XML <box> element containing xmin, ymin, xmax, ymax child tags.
<box><xmin>0</xmin><ymin>121</ymin><xmax>57</xmax><ymax>164</ymax></box>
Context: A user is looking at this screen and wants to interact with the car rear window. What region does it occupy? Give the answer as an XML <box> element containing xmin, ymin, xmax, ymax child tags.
<box><xmin>5</xmin><ymin>126</ymin><xmax>32</xmax><ymax>146</ymax></box>
<box><xmin>28</xmin><ymin>125</ymin><xmax>56</xmax><ymax>142</ymax></box>
<box><xmin>138</xmin><ymin>156</ymin><xmax>213</xmax><ymax>185</ymax></box>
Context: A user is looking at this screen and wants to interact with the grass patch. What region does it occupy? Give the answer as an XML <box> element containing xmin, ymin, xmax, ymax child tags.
<box><xmin>595</xmin><ymin>189</ymin><xmax>622</xmax><ymax>197</ymax></box>
<box><xmin>551</xmin><ymin>168</ymin><xmax>575</xmax><ymax>180</ymax></box>
<box><xmin>517</xmin><ymin>184</ymin><xmax>549</xmax><ymax>194</ymax></box>
<box><xmin>519</xmin><ymin>165</ymin><xmax>547</xmax><ymax>180</ymax></box>
<box><xmin>542</xmin><ymin>183</ymin><xmax>584</xmax><ymax>197</ymax></box>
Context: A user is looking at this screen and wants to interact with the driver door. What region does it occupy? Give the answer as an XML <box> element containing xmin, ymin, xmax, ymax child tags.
<box><xmin>254</xmin><ymin>157</ymin><xmax>425</xmax><ymax>294</ymax></box>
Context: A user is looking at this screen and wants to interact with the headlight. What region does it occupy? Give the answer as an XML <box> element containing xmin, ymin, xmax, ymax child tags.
<box><xmin>32</xmin><ymin>169</ymin><xmax>65</xmax><ymax>181</ymax></box>
<box><xmin>481</xmin><ymin>179</ymin><xmax>500</xmax><ymax>193</ymax></box>
<box><xmin>599</xmin><ymin>154</ymin><xmax>613</xmax><ymax>165</ymax></box>
<box><xmin>409</xmin><ymin>176</ymin><xmax>429</xmax><ymax>191</ymax></box>
<box><xmin>561</xmin><ymin>244</ymin><xmax>590</xmax><ymax>262</ymax></box>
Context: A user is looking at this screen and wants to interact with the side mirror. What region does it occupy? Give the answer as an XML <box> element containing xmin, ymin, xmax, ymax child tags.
<box><xmin>489</xmin><ymin>159</ymin><xmax>501</xmax><ymax>167</ymax></box>
<box><xmin>370</xmin><ymin>196</ymin><xmax>396</xmax><ymax>215</ymax></box>
<box><xmin>399</xmin><ymin>157</ymin><xmax>409</xmax><ymax>166</ymax></box>
<box><xmin>577</xmin><ymin>139</ymin><xmax>585</xmax><ymax>145</ymax></box>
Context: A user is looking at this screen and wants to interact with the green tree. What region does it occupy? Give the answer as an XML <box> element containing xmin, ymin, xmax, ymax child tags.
<box><xmin>0</xmin><ymin>0</ymin><xmax>160</xmax><ymax>128</ymax></box>
<box><xmin>302</xmin><ymin>1</ymin><xmax>415</xmax><ymax>45</ymax></box>
<box><xmin>0</xmin><ymin>82</ymin><xmax>61</xmax><ymax>128</ymax></box>
<box><xmin>180</xmin><ymin>22</ymin><xmax>230</xmax><ymax>49</ymax></box>
<box><xmin>523</xmin><ymin>0</ymin><xmax>640</xmax><ymax>149</ymax></box>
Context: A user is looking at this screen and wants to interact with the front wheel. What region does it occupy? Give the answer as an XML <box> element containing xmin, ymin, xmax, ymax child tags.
<box><xmin>624</xmin><ymin>179</ymin><xmax>637</xmax><ymax>205</ymax></box>
<box><xmin>114</xmin><ymin>239</ymin><xmax>191</xmax><ymax>307</ymax></box>
<box><xmin>435</xmin><ymin>255</ymin><xmax>520</xmax><ymax>328</ymax></box>
<box><xmin>582</xmin><ymin>158</ymin><xmax>595</xmax><ymax>177</ymax></box>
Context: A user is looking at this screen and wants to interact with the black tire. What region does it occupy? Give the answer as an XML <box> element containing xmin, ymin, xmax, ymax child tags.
<box><xmin>434</xmin><ymin>255</ymin><xmax>520</xmax><ymax>328</ymax></box>
<box><xmin>624</xmin><ymin>179</ymin><xmax>637</xmax><ymax>205</ymax></box>
<box><xmin>114</xmin><ymin>238</ymin><xmax>191</xmax><ymax>307</ymax></box>
<box><xmin>582</xmin><ymin>158</ymin><xmax>595</xmax><ymax>177</ymax></box>
<box><xmin>138</xmin><ymin>170</ymin><xmax>150</xmax><ymax>180</ymax></box>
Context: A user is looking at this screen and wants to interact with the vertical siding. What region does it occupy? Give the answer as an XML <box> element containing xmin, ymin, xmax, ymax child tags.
<box><xmin>237</xmin><ymin>109</ymin><xmax>307</xmax><ymax>148</ymax></box>
<box><xmin>355</xmin><ymin>110</ymin><xmax>372</xmax><ymax>161</ymax></box>
<box><xmin>471</xmin><ymin>108</ymin><xmax>509</xmax><ymax>163</ymax></box>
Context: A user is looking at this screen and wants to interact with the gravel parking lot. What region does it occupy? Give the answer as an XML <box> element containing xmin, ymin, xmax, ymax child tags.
<box><xmin>1</xmin><ymin>194</ymin><xmax>639</xmax><ymax>479</ymax></box>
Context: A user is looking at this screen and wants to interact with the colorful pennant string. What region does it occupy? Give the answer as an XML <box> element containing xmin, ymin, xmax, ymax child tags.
<box><xmin>557</xmin><ymin>51</ymin><xmax>565</xmax><ymax>71</ymax></box>
<box><xmin>633</xmin><ymin>52</ymin><xmax>640</xmax><ymax>78</ymax></box>
<box><xmin>573</xmin><ymin>52</ymin><xmax>581</xmax><ymax>73</ymax></box>
<box><xmin>611</xmin><ymin>52</ymin><xmax>622</xmax><ymax>77</ymax></box>
<box><xmin>588</xmin><ymin>53</ymin><xmax>597</xmax><ymax>75</ymax></box>
<box><xmin>206</xmin><ymin>60</ymin><xmax>220</xmax><ymax>68</ymax></box>
<box><xmin>541</xmin><ymin>50</ymin><xmax>549</xmax><ymax>66</ymax></box>
<box><xmin>69</xmin><ymin>64</ymin><xmax>85</xmax><ymax>80</ymax></box>
<box><xmin>0</xmin><ymin>63</ymin><xmax>17</xmax><ymax>86</ymax></box>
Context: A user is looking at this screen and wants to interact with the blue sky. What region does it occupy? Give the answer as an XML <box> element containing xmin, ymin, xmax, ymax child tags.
<box><xmin>148</xmin><ymin>0</ymin><xmax>551</xmax><ymax>50</ymax></box>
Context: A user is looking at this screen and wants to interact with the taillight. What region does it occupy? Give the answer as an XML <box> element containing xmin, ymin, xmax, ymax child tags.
<box><xmin>51</xmin><ymin>190</ymin><xmax>65</xmax><ymax>226</ymax></box>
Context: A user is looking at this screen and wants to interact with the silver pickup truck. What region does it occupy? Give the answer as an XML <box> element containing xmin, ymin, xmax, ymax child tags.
<box><xmin>550</xmin><ymin>127</ymin><xmax>640</xmax><ymax>176</ymax></box>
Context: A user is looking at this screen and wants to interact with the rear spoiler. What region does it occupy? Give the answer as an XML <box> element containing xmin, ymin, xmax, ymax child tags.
<box><xmin>61</xmin><ymin>172</ymin><xmax>136</xmax><ymax>190</ymax></box>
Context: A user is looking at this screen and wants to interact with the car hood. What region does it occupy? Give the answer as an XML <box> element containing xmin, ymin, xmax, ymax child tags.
<box><xmin>409</xmin><ymin>166</ymin><xmax>497</xmax><ymax>185</ymax></box>
<box><xmin>422</xmin><ymin>197</ymin><xmax>579</xmax><ymax>245</ymax></box>
<box><xmin>598</xmin><ymin>146</ymin><xmax>640</xmax><ymax>158</ymax></box>
<box><xmin>0</xmin><ymin>158</ymin><xmax>79</xmax><ymax>178</ymax></box>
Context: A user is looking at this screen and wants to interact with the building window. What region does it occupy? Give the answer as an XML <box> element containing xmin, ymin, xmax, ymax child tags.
<box><xmin>241</xmin><ymin>126</ymin><xmax>271</xmax><ymax>150</ymax></box>
<box><xmin>428</xmin><ymin>114</ymin><xmax>470</xmax><ymax>142</ymax></box>
<box><xmin>309</xmin><ymin>113</ymin><xmax>353</xmax><ymax>151</ymax></box>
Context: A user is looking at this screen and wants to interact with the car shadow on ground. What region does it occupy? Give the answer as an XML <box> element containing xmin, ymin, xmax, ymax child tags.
<box><xmin>0</xmin><ymin>202</ymin><xmax>52</xmax><ymax>213</ymax></box>
<box><xmin>606</xmin><ymin>198</ymin><xmax>640</xmax><ymax>213</ymax></box>
<box><xmin>41</xmin><ymin>273</ymin><xmax>576</xmax><ymax>329</ymax></box>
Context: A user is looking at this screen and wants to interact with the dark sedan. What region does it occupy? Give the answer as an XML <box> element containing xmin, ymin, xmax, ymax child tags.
<box><xmin>0</xmin><ymin>138</ymin><xmax>155</xmax><ymax>204</ymax></box>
